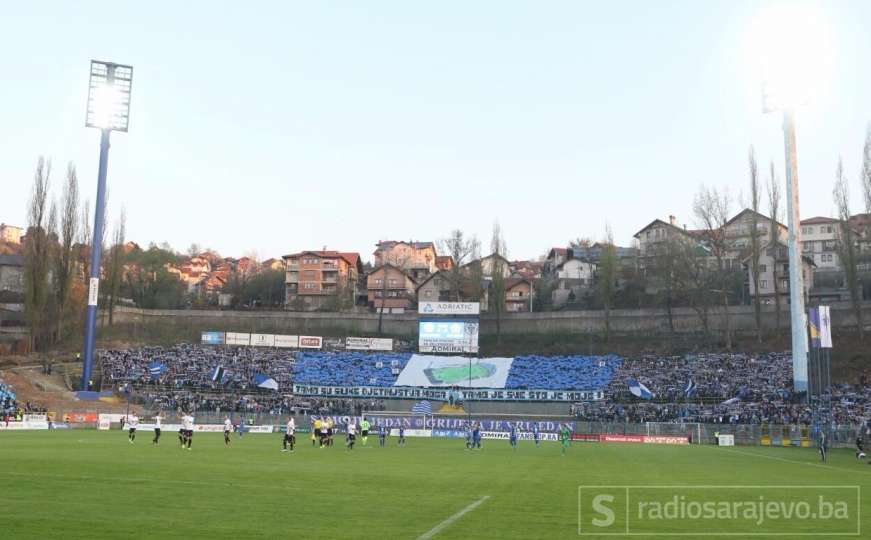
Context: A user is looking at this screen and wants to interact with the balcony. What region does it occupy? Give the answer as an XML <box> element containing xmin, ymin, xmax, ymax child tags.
<box><xmin>323</xmin><ymin>275</ymin><xmax>338</xmax><ymax>283</ymax></box>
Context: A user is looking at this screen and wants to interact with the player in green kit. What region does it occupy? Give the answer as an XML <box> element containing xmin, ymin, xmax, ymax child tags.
<box><xmin>360</xmin><ymin>418</ymin><xmax>371</xmax><ymax>446</ymax></box>
<box><xmin>560</xmin><ymin>423</ymin><xmax>571</xmax><ymax>455</ymax></box>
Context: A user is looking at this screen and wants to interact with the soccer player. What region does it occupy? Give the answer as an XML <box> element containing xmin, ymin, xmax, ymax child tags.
<box><xmin>127</xmin><ymin>413</ymin><xmax>139</xmax><ymax>443</ymax></box>
<box><xmin>532</xmin><ymin>422</ymin><xmax>541</xmax><ymax>447</ymax></box>
<box><xmin>360</xmin><ymin>417</ymin><xmax>371</xmax><ymax>446</ymax></box>
<box><xmin>378</xmin><ymin>424</ymin><xmax>387</xmax><ymax>447</ymax></box>
<box><xmin>182</xmin><ymin>413</ymin><xmax>194</xmax><ymax>450</ymax></box>
<box><xmin>346</xmin><ymin>421</ymin><xmax>357</xmax><ymax>450</ymax></box>
<box><xmin>856</xmin><ymin>434</ymin><xmax>866</xmax><ymax>460</ymax></box>
<box><xmin>472</xmin><ymin>422</ymin><xmax>481</xmax><ymax>449</ymax></box>
<box><xmin>224</xmin><ymin>417</ymin><xmax>233</xmax><ymax>446</ymax></box>
<box><xmin>178</xmin><ymin>416</ymin><xmax>186</xmax><ymax>448</ymax></box>
<box><xmin>559</xmin><ymin>423</ymin><xmax>571</xmax><ymax>455</ymax></box>
<box><xmin>398</xmin><ymin>425</ymin><xmax>406</xmax><ymax>446</ymax></box>
<box><xmin>152</xmin><ymin>414</ymin><xmax>162</xmax><ymax>445</ymax></box>
<box><xmin>509</xmin><ymin>422</ymin><xmax>519</xmax><ymax>450</ymax></box>
<box><xmin>283</xmin><ymin>418</ymin><xmax>296</xmax><ymax>453</ymax></box>
<box><xmin>314</xmin><ymin>417</ymin><xmax>322</xmax><ymax>447</ymax></box>
<box><xmin>326</xmin><ymin>418</ymin><xmax>335</xmax><ymax>447</ymax></box>
<box><xmin>464</xmin><ymin>422</ymin><xmax>473</xmax><ymax>449</ymax></box>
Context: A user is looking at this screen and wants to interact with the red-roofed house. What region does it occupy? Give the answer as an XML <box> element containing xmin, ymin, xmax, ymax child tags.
<box><xmin>283</xmin><ymin>250</ymin><xmax>363</xmax><ymax>310</ymax></box>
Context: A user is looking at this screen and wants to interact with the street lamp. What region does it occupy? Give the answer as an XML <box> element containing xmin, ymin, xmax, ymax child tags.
<box><xmin>81</xmin><ymin>60</ymin><xmax>133</xmax><ymax>391</ymax></box>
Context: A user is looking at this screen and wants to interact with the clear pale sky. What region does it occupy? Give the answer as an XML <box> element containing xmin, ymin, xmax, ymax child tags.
<box><xmin>2</xmin><ymin>1</ymin><xmax>870</xmax><ymax>262</ymax></box>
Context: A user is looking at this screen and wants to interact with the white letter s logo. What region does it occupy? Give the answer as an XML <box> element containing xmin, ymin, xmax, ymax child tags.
<box><xmin>592</xmin><ymin>494</ymin><xmax>615</xmax><ymax>527</ymax></box>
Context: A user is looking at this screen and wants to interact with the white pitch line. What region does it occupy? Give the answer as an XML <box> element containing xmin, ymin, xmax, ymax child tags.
<box><xmin>416</xmin><ymin>495</ymin><xmax>490</xmax><ymax>540</ymax></box>
<box><xmin>711</xmin><ymin>446</ymin><xmax>871</xmax><ymax>477</ymax></box>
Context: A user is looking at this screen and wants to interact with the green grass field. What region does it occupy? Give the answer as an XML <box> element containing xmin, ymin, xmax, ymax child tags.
<box><xmin>2</xmin><ymin>430</ymin><xmax>870</xmax><ymax>539</ymax></box>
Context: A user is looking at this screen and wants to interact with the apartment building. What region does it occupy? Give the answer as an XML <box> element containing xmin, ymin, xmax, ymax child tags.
<box><xmin>284</xmin><ymin>250</ymin><xmax>363</xmax><ymax>310</ymax></box>
<box><xmin>0</xmin><ymin>224</ymin><xmax>23</xmax><ymax>245</ymax></box>
<box><xmin>373</xmin><ymin>240</ymin><xmax>438</xmax><ymax>282</ymax></box>
<box><xmin>366</xmin><ymin>264</ymin><xmax>417</xmax><ymax>311</ymax></box>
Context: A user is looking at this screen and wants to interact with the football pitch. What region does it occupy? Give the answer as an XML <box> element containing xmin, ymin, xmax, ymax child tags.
<box><xmin>2</xmin><ymin>431</ymin><xmax>870</xmax><ymax>539</ymax></box>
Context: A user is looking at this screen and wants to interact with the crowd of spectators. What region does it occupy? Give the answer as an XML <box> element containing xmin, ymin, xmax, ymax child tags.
<box><xmin>1</xmin><ymin>377</ymin><xmax>46</xmax><ymax>420</ymax></box>
<box><xmin>101</xmin><ymin>344</ymin><xmax>294</xmax><ymax>391</ymax></box>
<box><xmin>99</xmin><ymin>345</ymin><xmax>869</xmax><ymax>426</ymax></box>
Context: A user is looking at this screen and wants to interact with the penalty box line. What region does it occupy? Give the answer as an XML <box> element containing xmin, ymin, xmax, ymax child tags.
<box><xmin>416</xmin><ymin>495</ymin><xmax>490</xmax><ymax>540</ymax></box>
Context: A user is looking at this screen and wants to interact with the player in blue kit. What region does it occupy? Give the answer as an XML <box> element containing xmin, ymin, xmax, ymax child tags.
<box><xmin>378</xmin><ymin>424</ymin><xmax>387</xmax><ymax>447</ymax></box>
<box><xmin>532</xmin><ymin>422</ymin><xmax>541</xmax><ymax>447</ymax></box>
<box><xmin>472</xmin><ymin>422</ymin><xmax>482</xmax><ymax>449</ymax></box>
<box><xmin>509</xmin><ymin>423</ymin><xmax>519</xmax><ymax>449</ymax></box>
<box><xmin>398</xmin><ymin>425</ymin><xmax>406</xmax><ymax>446</ymax></box>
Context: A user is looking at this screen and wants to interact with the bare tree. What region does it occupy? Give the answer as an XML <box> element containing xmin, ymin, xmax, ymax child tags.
<box><xmin>439</xmin><ymin>230</ymin><xmax>479</xmax><ymax>302</ymax></box>
<box><xmin>833</xmin><ymin>158</ymin><xmax>863</xmax><ymax>340</ymax></box>
<box><xmin>748</xmin><ymin>147</ymin><xmax>763</xmax><ymax>342</ymax></box>
<box><xmin>862</xmin><ymin>124</ymin><xmax>871</xmax><ymax>218</ymax></box>
<box><xmin>24</xmin><ymin>158</ymin><xmax>57</xmax><ymax>351</ymax></box>
<box><xmin>489</xmin><ymin>222</ymin><xmax>508</xmax><ymax>343</ymax></box>
<box><xmin>693</xmin><ymin>184</ymin><xmax>733</xmax><ymax>345</ymax></box>
<box><xmin>106</xmin><ymin>208</ymin><xmax>127</xmax><ymax>325</ymax></box>
<box><xmin>53</xmin><ymin>163</ymin><xmax>80</xmax><ymax>343</ymax></box>
<box><xmin>767</xmin><ymin>162</ymin><xmax>783</xmax><ymax>330</ymax></box>
<box><xmin>598</xmin><ymin>224</ymin><xmax>618</xmax><ymax>342</ymax></box>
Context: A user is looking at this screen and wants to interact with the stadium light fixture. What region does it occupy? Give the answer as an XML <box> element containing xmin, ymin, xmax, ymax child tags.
<box><xmin>747</xmin><ymin>4</ymin><xmax>831</xmax><ymax>393</ymax></box>
<box><xmin>81</xmin><ymin>60</ymin><xmax>134</xmax><ymax>392</ymax></box>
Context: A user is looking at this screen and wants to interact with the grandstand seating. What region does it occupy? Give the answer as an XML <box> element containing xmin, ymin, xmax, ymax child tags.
<box><xmin>293</xmin><ymin>352</ymin><xmax>412</xmax><ymax>386</ymax></box>
<box><xmin>505</xmin><ymin>355</ymin><xmax>622</xmax><ymax>390</ymax></box>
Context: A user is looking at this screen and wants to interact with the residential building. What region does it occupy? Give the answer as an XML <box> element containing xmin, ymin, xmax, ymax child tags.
<box><xmin>435</xmin><ymin>255</ymin><xmax>454</xmax><ymax>271</ymax></box>
<box><xmin>633</xmin><ymin>216</ymin><xmax>702</xmax><ymax>263</ymax></box>
<box><xmin>743</xmin><ymin>241</ymin><xmax>815</xmax><ymax>305</ymax></box>
<box><xmin>504</xmin><ymin>278</ymin><xmax>531</xmax><ymax>312</ymax></box>
<box><xmin>0</xmin><ymin>224</ymin><xmax>23</xmax><ymax>244</ymax></box>
<box><xmin>800</xmin><ymin>216</ymin><xmax>841</xmax><ymax>270</ymax></box>
<box><xmin>721</xmin><ymin>209</ymin><xmax>788</xmax><ymax>271</ymax></box>
<box><xmin>543</xmin><ymin>248</ymin><xmax>569</xmax><ymax>274</ymax></box>
<box><xmin>283</xmin><ymin>250</ymin><xmax>363</xmax><ymax>310</ymax></box>
<box><xmin>262</xmin><ymin>258</ymin><xmax>284</xmax><ymax>271</ymax></box>
<box><xmin>416</xmin><ymin>271</ymin><xmax>452</xmax><ymax>303</ymax></box>
<box><xmin>0</xmin><ymin>253</ymin><xmax>25</xmax><ymax>297</ymax></box>
<box><xmin>367</xmin><ymin>264</ymin><xmax>417</xmax><ymax>311</ymax></box>
<box><xmin>510</xmin><ymin>260</ymin><xmax>544</xmax><ymax>280</ymax></box>
<box><xmin>551</xmin><ymin>258</ymin><xmax>597</xmax><ymax>307</ymax></box>
<box><xmin>373</xmin><ymin>240</ymin><xmax>438</xmax><ymax>282</ymax></box>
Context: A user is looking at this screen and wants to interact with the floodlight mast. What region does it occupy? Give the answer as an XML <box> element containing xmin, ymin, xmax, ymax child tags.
<box><xmin>763</xmin><ymin>88</ymin><xmax>808</xmax><ymax>393</ymax></box>
<box><xmin>81</xmin><ymin>60</ymin><xmax>132</xmax><ymax>391</ymax></box>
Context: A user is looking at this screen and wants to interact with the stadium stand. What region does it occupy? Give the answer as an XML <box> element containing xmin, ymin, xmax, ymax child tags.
<box><xmin>99</xmin><ymin>345</ymin><xmax>871</xmax><ymax>425</ymax></box>
<box><xmin>293</xmin><ymin>352</ymin><xmax>412</xmax><ymax>386</ymax></box>
<box><xmin>505</xmin><ymin>355</ymin><xmax>621</xmax><ymax>390</ymax></box>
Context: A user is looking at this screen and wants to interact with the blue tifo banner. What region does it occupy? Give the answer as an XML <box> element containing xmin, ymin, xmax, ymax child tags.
<box><xmin>292</xmin><ymin>384</ymin><xmax>602</xmax><ymax>402</ymax></box>
<box><xmin>314</xmin><ymin>415</ymin><xmax>573</xmax><ymax>433</ymax></box>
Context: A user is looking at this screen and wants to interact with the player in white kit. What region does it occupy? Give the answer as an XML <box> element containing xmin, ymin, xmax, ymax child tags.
<box><xmin>282</xmin><ymin>418</ymin><xmax>296</xmax><ymax>452</ymax></box>
<box><xmin>182</xmin><ymin>413</ymin><xmax>194</xmax><ymax>450</ymax></box>
<box><xmin>152</xmin><ymin>414</ymin><xmax>163</xmax><ymax>445</ymax></box>
<box><xmin>127</xmin><ymin>414</ymin><xmax>139</xmax><ymax>443</ymax></box>
<box><xmin>224</xmin><ymin>417</ymin><xmax>233</xmax><ymax>446</ymax></box>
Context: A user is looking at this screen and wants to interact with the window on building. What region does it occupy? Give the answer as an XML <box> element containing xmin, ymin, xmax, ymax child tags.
<box><xmin>760</xmin><ymin>280</ymin><xmax>768</xmax><ymax>289</ymax></box>
<box><xmin>825</xmin><ymin>225</ymin><xmax>833</xmax><ymax>234</ymax></box>
<box><xmin>424</xmin><ymin>290</ymin><xmax>432</xmax><ymax>298</ymax></box>
<box><xmin>759</xmin><ymin>264</ymin><xmax>767</xmax><ymax>273</ymax></box>
<box><xmin>374</xmin><ymin>278</ymin><xmax>383</xmax><ymax>286</ymax></box>
<box><xmin>303</xmin><ymin>282</ymin><xmax>316</xmax><ymax>290</ymax></box>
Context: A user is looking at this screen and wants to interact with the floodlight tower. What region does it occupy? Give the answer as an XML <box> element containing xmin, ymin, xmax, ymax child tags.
<box><xmin>81</xmin><ymin>60</ymin><xmax>133</xmax><ymax>391</ymax></box>
<box><xmin>763</xmin><ymin>88</ymin><xmax>807</xmax><ymax>393</ymax></box>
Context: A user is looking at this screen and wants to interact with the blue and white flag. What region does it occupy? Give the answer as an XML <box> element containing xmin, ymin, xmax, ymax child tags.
<box><xmin>148</xmin><ymin>361</ymin><xmax>167</xmax><ymax>380</ymax></box>
<box><xmin>684</xmin><ymin>379</ymin><xmax>697</xmax><ymax>398</ymax></box>
<box><xmin>254</xmin><ymin>373</ymin><xmax>279</xmax><ymax>391</ymax></box>
<box><xmin>211</xmin><ymin>366</ymin><xmax>225</xmax><ymax>383</ymax></box>
<box><xmin>627</xmin><ymin>378</ymin><xmax>654</xmax><ymax>400</ymax></box>
<box><xmin>722</xmin><ymin>397</ymin><xmax>741</xmax><ymax>406</ymax></box>
<box><xmin>411</xmin><ymin>400</ymin><xmax>433</xmax><ymax>414</ymax></box>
